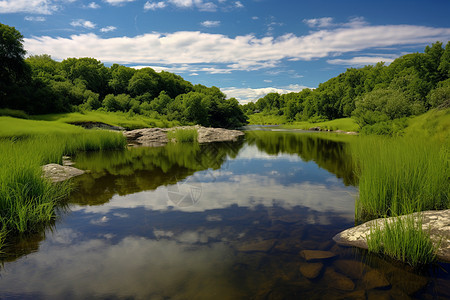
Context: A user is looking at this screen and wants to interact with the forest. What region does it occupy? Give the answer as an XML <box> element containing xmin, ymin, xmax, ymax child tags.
<box><xmin>1</xmin><ymin>22</ymin><xmax>449</xmax><ymax>133</ymax></box>
<box><xmin>242</xmin><ymin>41</ymin><xmax>450</xmax><ymax>135</ymax></box>
<box><xmin>0</xmin><ymin>23</ymin><xmax>247</xmax><ymax>129</ymax></box>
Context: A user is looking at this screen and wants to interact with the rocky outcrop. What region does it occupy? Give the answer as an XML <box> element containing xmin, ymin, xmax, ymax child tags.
<box><xmin>124</xmin><ymin>126</ymin><xmax>244</xmax><ymax>147</ymax></box>
<box><xmin>333</xmin><ymin>209</ymin><xmax>450</xmax><ymax>262</ymax></box>
<box><xmin>42</xmin><ymin>163</ymin><xmax>85</xmax><ymax>183</ymax></box>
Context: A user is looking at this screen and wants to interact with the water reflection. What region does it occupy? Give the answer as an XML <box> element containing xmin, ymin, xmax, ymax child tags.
<box><xmin>0</xmin><ymin>131</ymin><xmax>448</xmax><ymax>299</ymax></box>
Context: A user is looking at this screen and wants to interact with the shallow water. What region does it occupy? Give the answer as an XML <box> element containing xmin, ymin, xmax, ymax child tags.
<box><xmin>0</xmin><ymin>130</ymin><xmax>449</xmax><ymax>299</ymax></box>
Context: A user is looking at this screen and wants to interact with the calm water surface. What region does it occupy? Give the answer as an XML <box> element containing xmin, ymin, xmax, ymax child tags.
<box><xmin>0</xmin><ymin>130</ymin><xmax>449</xmax><ymax>299</ymax></box>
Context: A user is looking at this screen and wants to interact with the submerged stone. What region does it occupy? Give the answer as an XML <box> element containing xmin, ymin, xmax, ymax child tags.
<box><xmin>323</xmin><ymin>268</ymin><xmax>355</xmax><ymax>291</ymax></box>
<box><xmin>333</xmin><ymin>259</ymin><xmax>369</xmax><ymax>280</ymax></box>
<box><xmin>362</xmin><ymin>270</ymin><xmax>390</xmax><ymax>290</ymax></box>
<box><xmin>300</xmin><ymin>250</ymin><xmax>337</xmax><ymax>261</ymax></box>
<box><xmin>299</xmin><ymin>262</ymin><xmax>323</xmax><ymax>279</ymax></box>
<box><xmin>236</xmin><ymin>239</ymin><xmax>276</xmax><ymax>252</ymax></box>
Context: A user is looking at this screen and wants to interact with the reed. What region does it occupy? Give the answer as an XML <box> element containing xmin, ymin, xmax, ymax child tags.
<box><xmin>366</xmin><ymin>212</ymin><xmax>438</xmax><ymax>267</ymax></box>
<box><xmin>351</xmin><ymin>136</ymin><xmax>449</xmax><ymax>221</ymax></box>
<box><xmin>167</xmin><ymin>128</ymin><xmax>198</xmax><ymax>143</ymax></box>
<box><xmin>0</xmin><ymin>129</ymin><xmax>126</xmax><ymax>251</ymax></box>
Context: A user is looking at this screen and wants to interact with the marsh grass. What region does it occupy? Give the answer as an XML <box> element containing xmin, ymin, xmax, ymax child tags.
<box><xmin>352</xmin><ymin>136</ymin><xmax>449</xmax><ymax>221</ymax></box>
<box><xmin>366</xmin><ymin>212</ymin><xmax>438</xmax><ymax>267</ymax></box>
<box><xmin>0</xmin><ymin>127</ymin><xmax>126</xmax><ymax>251</ymax></box>
<box><xmin>167</xmin><ymin>128</ymin><xmax>198</xmax><ymax>143</ymax></box>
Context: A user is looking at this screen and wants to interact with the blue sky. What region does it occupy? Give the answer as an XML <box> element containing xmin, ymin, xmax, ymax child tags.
<box><xmin>1</xmin><ymin>0</ymin><xmax>450</xmax><ymax>103</ymax></box>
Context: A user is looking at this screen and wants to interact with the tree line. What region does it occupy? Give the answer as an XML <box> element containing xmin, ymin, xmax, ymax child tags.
<box><xmin>242</xmin><ymin>41</ymin><xmax>450</xmax><ymax>134</ymax></box>
<box><xmin>0</xmin><ymin>23</ymin><xmax>247</xmax><ymax>129</ymax></box>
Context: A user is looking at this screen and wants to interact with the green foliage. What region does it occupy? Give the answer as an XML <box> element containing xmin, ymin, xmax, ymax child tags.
<box><xmin>246</xmin><ymin>42</ymin><xmax>450</xmax><ymax>134</ymax></box>
<box><xmin>167</xmin><ymin>128</ymin><xmax>198</xmax><ymax>143</ymax></box>
<box><xmin>0</xmin><ymin>126</ymin><xmax>126</xmax><ymax>248</ymax></box>
<box><xmin>351</xmin><ymin>136</ymin><xmax>449</xmax><ymax>221</ymax></box>
<box><xmin>366</xmin><ymin>213</ymin><xmax>438</xmax><ymax>267</ymax></box>
<box><xmin>0</xmin><ymin>108</ymin><xmax>29</xmax><ymax>119</ymax></box>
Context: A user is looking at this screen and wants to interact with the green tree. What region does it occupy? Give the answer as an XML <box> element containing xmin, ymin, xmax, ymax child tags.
<box><xmin>0</xmin><ymin>23</ymin><xmax>31</xmax><ymax>108</ymax></box>
<box><xmin>128</xmin><ymin>68</ymin><xmax>160</xmax><ymax>97</ymax></box>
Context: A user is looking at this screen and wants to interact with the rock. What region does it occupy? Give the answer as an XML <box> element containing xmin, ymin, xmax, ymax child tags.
<box><xmin>299</xmin><ymin>262</ymin><xmax>323</xmax><ymax>279</ymax></box>
<box><xmin>124</xmin><ymin>125</ymin><xmax>244</xmax><ymax>147</ymax></box>
<box><xmin>309</xmin><ymin>126</ymin><xmax>321</xmax><ymax>131</ymax></box>
<box><xmin>300</xmin><ymin>250</ymin><xmax>337</xmax><ymax>261</ymax></box>
<box><xmin>333</xmin><ymin>209</ymin><xmax>450</xmax><ymax>262</ymax></box>
<box><xmin>342</xmin><ymin>290</ymin><xmax>366</xmax><ymax>300</ymax></box>
<box><xmin>236</xmin><ymin>239</ymin><xmax>276</xmax><ymax>252</ymax></box>
<box><xmin>324</xmin><ymin>268</ymin><xmax>355</xmax><ymax>291</ymax></box>
<box><xmin>333</xmin><ymin>259</ymin><xmax>369</xmax><ymax>280</ymax></box>
<box><xmin>367</xmin><ymin>290</ymin><xmax>391</xmax><ymax>300</ymax></box>
<box><xmin>363</xmin><ymin>270</ymin><xmax>390</xmax><ymax>290</ymax></box>
<box><xmin>42</xmin><ymin>163</ymin><xmax>85</xmax><ymax>183</ymax></box>
<box><xmin>385</xmin><ymin>267</ymin><xmax>428</xmax><ymax>295</ymax></box>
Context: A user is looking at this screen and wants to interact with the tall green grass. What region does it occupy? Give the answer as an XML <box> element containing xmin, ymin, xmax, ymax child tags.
<box><xmin>167</xmin><ymin>128</ymin><xmax>198</xmax><ymax>143</ymax></box>
<box><xmin>0</xmin><ymin>127</ymin><xmax>127</xmax><ymax>251</ymax></box>
<box><xmin>366</xmin><ymin>212</ymin><xmax>438</xmax><ymax>267</ymax></box>
<box><xmin>351</xmin><ymin>136</ymin><xmax>449</xmax><ymax>221</ymax></box>
<box><xmin>281</xmin><ymin>118</ymin><xmax>359</xmax><ymax>132</ymax></box>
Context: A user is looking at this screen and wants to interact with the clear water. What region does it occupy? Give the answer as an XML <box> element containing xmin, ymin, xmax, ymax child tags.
<box><xmin>0</xmin><ymin>130</ymin><xmax>448</xmax><ymax>299</ymax></box>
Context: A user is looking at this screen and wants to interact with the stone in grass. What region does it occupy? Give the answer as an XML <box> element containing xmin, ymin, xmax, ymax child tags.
<box><xmin>299</xmin><ymin>262</ymin><xmax>323</xmax><ymax>279</ymax></box>
<box><xmin>323</xmin><ymin>268</ymin><xmax>355</xmax><ymax>291</ymax></box>
<box><xmin>362</xmin><ymin>270</ymin><xmax>391</xmax><ymax>290</ymax></box>
<box><xmin>300</xmin><ymin>250</ymin><xmax>337</xmax><ymax>261</ymax></box>
<box><xmin>42</xmin><ymin>163</ymin><xmax>85</xmax><ymax>183</ymax></box>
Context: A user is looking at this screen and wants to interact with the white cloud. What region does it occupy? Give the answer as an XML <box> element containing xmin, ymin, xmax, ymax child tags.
<box><xmin>86</xmin><ymin>2</ymin><xmax>100</xmax><ymax>9</ymax></box>
<box><xmin>25</xmin><ymin>16</ymin><xmax>46</xmax><ymax>22</ymax></box>
<box><xmin>168</xmin><ymin>0</ymin><xmax>192</xmax><ymax>8</ymax></box>
<box><xmin>70</xmin><ymin>19</ymin><xmax>97</xmax><ymax>29</ymax></box>
<box><xmin>222</xmin><ymin>84</ymin><xmax>310</xmax><ymax>103</ymax></box>
<box><xmin>24</xmin><ymin>24</ymin><xmax>450</xmax><ymax>74</ymax></box>
<box><xmin>201</xmin><ymin>20</ymin><xmax>220</xmax><ymax>27</ymax></box>
<box><xmin>303</xmin><ymin>17</ymin><xmax>334</xmax><ymax>28</ymax></box>
<box><xmin>103</xmin><ymin>0</ymin><xmax>136</xmax><ymax>6</ymax></box>
<box><xmin>144</xmin><ymin>1</ymin><xmax>166</xmax><ymax>10</ymax></box>
<box><xmin>252</xmin><ymin>16</ymin><xmax>258</xmax><ymax>20</ymax></box>
<box><xmin>100</xmin><ymin>26</ymin><xmax>117</xmax><ymax>33</ymax></box>
<box><xmin>0</xmin><ymin>0</ymin><xmax>59</xmax><ymax>14</ymax></box>
<box><xmin>327</xmin><ymin>56</ymin><xmax>396</xmax><ymax>66</ymax></box>
<box><xmin>235</xmin><ymin>1</ymin><xmax>243</xmax><ymax>8</ymax></box>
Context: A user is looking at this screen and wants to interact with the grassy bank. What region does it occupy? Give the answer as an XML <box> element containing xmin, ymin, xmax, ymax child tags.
<box><xmin>280</xmin><ymin>118</ymin><xmax>359</xmax><ymax>132</ymax></box>
<box><xmin>351</xmin><ymin>136</ymin><xmax>448</xmax><ymax>221</ymax></box>
<box><xmin>34</xmin><ymin>110</ymin><xmax>181</xmax><ymax>130</ymax></box>
<box><xmin>0</xmin><ymin>117</ymin><xmax>127</xmax><ymax>251</ymax></box>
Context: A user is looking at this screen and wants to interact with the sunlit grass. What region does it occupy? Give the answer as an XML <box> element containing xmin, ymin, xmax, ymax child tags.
<box><xmin>351</xmin><ymin>136</ymin><xmax>449</xmax><ymax>221</ymax></box>
<box><xmin>167</xmin><ymin>128</ymin><xmax>198</xmax><ymax>143</ymax></box>
<box><xmin>247</xmin><ymin>113</ymin><xmax>287</xmax><ymax>125</ymax></box>
<box><xmin>367</xmin><ymin>212</ymin><xmax>438</xmax><ymax>267</ymax></box>
<box><xmin>33</xmin><ymin>110</ymin><xmax>180</xmax><ymax>130</ymax></box>
<box><xmin>281</xmin><ymin>118</ymin><xmax>359</xmax><ymax>132</ymax></box>
<box><xmin>0</xmin><ymin>119</ymin><xmax>127</xmax><ymax>251</ymax></box>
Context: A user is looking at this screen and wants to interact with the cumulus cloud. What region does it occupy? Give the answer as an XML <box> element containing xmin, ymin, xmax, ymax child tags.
<box><xmin>303</xmin><ymin>17</ymin><xmax>334</xmax><ymax>28</ymax></box>
<box><xmin>201</xmin><ymin>20</ymin><xmax>221</xmax><ymax>27</ymax></box>
<box><xmin>100</xmin><ymin>26</ymin><xmax>117</xmax><ymax>33</ymax></box>
<box><xmin>222</xmin><ymin>84</ymin><xmax>310</xmax><ymax>103</ymax></box>
<box><xmin>235</xmin><ymin>1</ymin><xmax>243</xmax><ymax>8</ymax></box>
<box><xmin>70</xmin><ymin>19</ymin><xmax>97</xmax><ymax>29</ymax></box>
<box><xmin>24</xmin><ymin>24</ymin><xmax>450</xmax><ymax>75</ymax></box>
<box><xmin>327</xmin><ymin>56</ymin><xmax>396</xmax><ymax>66</ymax></box>
<box><xmin>144</xmin><ymin>1</ymin><xmax>166</xmax><ymax>10</ymax></box>
<box><xmin>0</xmin><ymin>0</ymin><xmax>59</xmax><ymax>14</ymax></box>
<box><xmin>86</xmin><ymin>2</ymin><xmax>100</xmax><ymax>9</ymax></box>
<box><xmin>25</xmin><ymin>16</ymin><xmax>46</xmax><ymax>22</ymax></box>
<box><xmin>103</xmin><ymin>0</ymin><xmax>136</xmax><ymax>6</ymax></box>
